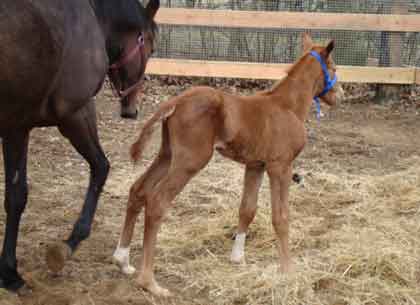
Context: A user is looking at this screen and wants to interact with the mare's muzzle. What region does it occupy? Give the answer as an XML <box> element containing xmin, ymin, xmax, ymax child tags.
<box><xmin>108</xmin><ymin>34</ymin><xmax>146</xmax><ymax>100</ymax></box>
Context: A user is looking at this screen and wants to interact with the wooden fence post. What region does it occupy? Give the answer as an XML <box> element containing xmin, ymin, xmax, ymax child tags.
<box><xmin>374</xmin><ymin>0</ymin><xmax>409</xmax><ymax>103</ymax></box>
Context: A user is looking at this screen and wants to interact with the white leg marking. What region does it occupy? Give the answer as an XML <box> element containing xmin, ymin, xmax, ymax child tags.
<box><xmin>113</xmin><ymin>242</ymin><xmax>136</xmax><ymax>275</ymax></box>
<box><xmin>230</xmin><ymin>233</ymin><xmax>246</xmax><ymax>263</ymax></box>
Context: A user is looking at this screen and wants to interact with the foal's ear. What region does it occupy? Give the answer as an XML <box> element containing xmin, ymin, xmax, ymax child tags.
<box><xmin>302</xmin><ymin>32</ymin><xmax>313</xmax><ymax>52</ymax></box>
<box><xmin>321</xmin><ymin>40</ymin><xmax>335</xmax><ymax>58</ymax></box>
<box><xmin>146</xmin><ymin>0</ymin><xmax>160</xmax><ymax>19</ymax></box>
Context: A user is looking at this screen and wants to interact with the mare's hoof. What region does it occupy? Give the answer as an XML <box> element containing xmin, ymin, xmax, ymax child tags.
<box><xmin>0</xmin><ymin>264</ymin><xmax>25</xmax><ymax>292</ymax></box>
<box><xmin>120</xmin><ymin>110</ymin><xmax>138</xmax><ymax>120</ymax></box>
<box><xmin>0</xmin><ymin>276</ymin><xmax>25</xmax><ymax>292</ymax></box>
<box><xmin>46</xmin><ymin>243</ymin><xmax>72</xmax><ymax>273</ymax></box>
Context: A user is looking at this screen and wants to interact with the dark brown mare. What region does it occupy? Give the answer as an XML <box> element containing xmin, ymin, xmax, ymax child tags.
<box><xmin>0</xmin><ymin>0</ymin><xmax>159</xmax><ymax>291</ymax></box>
<box><xmin>113</xmin><ymin>33</ymin><xmax>344</xmax><ymax>297</ymax></box>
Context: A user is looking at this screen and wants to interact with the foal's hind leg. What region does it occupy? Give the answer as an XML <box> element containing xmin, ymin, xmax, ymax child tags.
<box><xmin>137</xmin><ymin>166</ymin><xmax>202</xmax><ymax>296</ymax></box>
<box><xmin>113</xmin><ymin>152</ymin><xmax>170</xmax><ymax>275</ymax></box>
<box><xmin>137</xmin><ymin>145</ymin><xmax>214</xmax><ymax>296</ymax></box>
<box><xmin>231</xmin><ymin>164</ymin><xmax>264</xmax><ymax>263</ymax></box>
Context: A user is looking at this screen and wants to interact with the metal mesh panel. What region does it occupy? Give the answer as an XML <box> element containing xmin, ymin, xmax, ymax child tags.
<box><xmin>158</xmin><ymin>0</ymin><xmax>420</xmax><ymax>14</ymax></box>
<box><xmin>156</xmin><ymin>27</ymin><xmax>420</xmax><ymax>66</ymax></box>
<box><xmin>146</xmin><ymin>1</ymin><xmax>420</xmax><ymax>67</ymax></box>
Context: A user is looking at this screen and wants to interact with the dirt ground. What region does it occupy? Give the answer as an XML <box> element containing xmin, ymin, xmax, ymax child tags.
<box><xmin>0</xmin><ymin>79</ymin><xmax>419</xmax><ymax>305</ymax></box>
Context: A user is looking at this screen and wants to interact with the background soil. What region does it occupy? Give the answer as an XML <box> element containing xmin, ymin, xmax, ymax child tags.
<box><xmin>1</xmin><ymin>79</ymin><xmax>419</xmax><ymax>305</ymax></box>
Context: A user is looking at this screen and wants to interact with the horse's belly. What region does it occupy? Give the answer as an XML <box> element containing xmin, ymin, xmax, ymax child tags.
<box><xmin>214</xmin><ymin>140</ymin><xmax>265</xmax><ymax>166</ymax></box>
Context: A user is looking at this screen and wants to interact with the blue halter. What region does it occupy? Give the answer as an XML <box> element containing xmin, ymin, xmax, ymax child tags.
<box><xmin>309</xmin><ymin>51</ymin><xmax>337</xmax><ymax>120</ymax></box>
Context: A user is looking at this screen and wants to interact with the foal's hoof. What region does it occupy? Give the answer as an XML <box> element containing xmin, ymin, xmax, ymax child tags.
<box><xmin>46</xmin><ymin>243</ymin><xmax>72</xmax><ymax>273</ymax></box>
<box><xmin>112</xmin><ymin>254</ymin><xmax>136</xmax><ymax>275</ymax></box>
<box><xmin>230</xmin><ymin>253</ymin><xmax>245</xmax><ymax>264</ymax></box>
<box><xmin>136</xmin><ymin>277</ymin><xmax>172</xmax><ymax>298</ymax></box>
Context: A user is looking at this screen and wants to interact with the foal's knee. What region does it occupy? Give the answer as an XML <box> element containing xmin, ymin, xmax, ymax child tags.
<box><xmin>272</xmin><ymin>212</ymin><xmax>289</xmax><ymax>235</ymax></box>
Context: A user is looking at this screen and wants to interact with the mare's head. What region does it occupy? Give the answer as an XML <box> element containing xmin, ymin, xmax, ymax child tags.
<box><xmin>301</xmin><ymin>33</ymin><xmax>344</xmax><ymax>107</ymax></box>
<box><xmin>95</xmin><ymin>0</ymin><xmax>159</xmax><ymax>119</ymax></box>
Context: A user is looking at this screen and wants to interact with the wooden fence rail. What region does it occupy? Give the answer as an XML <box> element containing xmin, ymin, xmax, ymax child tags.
<box><xmin>146</xmin><ymin>9</ymin><xmax>420</xmax><ymax>84</ymax></box>
<box><xmin>155</xmin><ymin>8</ymin><xmax>420</xmax><ymax>32</ymax></box>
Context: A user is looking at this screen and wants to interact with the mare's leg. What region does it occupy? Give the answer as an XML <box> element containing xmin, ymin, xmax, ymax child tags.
<box><xmin>0</xmin><ymin>131</ymin><xmax>30</xmax><ymax>291</ymax></box>
<box><xmin>266</xmin><ymin>163</ymin><xmax>292</xmax><ymax>273</ymax></box>
<box><xmin>114</xmin><ymin>135</ymin><xmax>171</xmax><ymax>275</ymax></box>
<box><xmin>46</xmin><ymin>102</ymin><xmax>110</xmax><ymax>272</ymax></box>
<box><xmin>231</xmin><ymin>164</ymin><xmax>264</xmax><ymax>263</ymax></box>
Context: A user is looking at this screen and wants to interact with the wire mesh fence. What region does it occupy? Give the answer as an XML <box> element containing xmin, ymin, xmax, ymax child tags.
<box><xmin>145</xmin><ymin>1</ymin><xmax>420</xmax><ymax>68</ymax></box>
<box><xmin>159</xmin><ymin>0</ymin><xmax>420</xmax><ymax>14</ymax></box>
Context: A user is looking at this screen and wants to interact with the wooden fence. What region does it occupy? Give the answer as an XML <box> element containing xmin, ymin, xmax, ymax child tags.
<box><xmin>145</xmin><ymin>8</ymin><xmax>420</xmax><ymax>84</ymax></box>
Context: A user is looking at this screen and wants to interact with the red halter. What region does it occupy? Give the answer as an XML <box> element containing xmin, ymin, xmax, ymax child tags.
<box><xmin>108</xmin><ymin>33</ymin><xmax>146</xmax><ymax>99</ymax></box>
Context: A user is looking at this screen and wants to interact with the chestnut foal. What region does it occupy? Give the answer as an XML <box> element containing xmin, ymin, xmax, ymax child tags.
<box><xmin>114</xmin><ymin>33</ymin><xmax>343</xmax><ymax>296</ymax></box>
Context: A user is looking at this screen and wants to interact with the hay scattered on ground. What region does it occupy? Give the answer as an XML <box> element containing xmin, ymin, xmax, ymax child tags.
<box><xmin>1</xmin><ymin>80</ymin><xmax>419</xmax><ymax>305</ymax></box>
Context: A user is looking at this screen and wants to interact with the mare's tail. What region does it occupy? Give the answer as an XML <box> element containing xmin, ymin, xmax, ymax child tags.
<box><xmin>130</xmin><ymin>98</ymin><xmax>178</xmax><ymax>162</ymax></box>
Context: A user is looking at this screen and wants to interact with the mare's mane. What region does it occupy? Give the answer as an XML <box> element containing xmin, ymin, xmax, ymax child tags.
<box><xmin>92</xmin><ymin>0</ymin><xmax>158</xmax><ymax>35</ymax></box>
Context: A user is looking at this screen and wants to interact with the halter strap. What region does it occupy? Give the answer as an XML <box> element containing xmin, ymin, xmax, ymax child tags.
<box><xmin>110</xmin><ymin>34</ymin><xmax>145</xmax><ymax>70</ymax></box>
<box><xmin>309</xmin><ymin>50</ymin><xmax>337</xmax><ymax>120</ymax></box>
<box><xmin>108</xmin><ymin>33</ymin><xmax>146</xmax><ymax>98</ymax></box>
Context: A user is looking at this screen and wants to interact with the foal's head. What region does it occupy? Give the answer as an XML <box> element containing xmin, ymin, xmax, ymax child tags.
<box><xmin>96</xmin><ymin>0</ymin><xmax>159</xmax><ymax>119</ymax></box>
<box><xmin>301</xmin><ymin>33</ymin><xmax>344</xmax><ymax>106</ymax></box>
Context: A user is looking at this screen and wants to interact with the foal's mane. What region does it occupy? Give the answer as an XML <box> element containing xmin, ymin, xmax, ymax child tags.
<box><xmin>92</xmin><ymin>0</ymin><xmax>158</xmax><ymax>35</ymax></box>
<box><xmin>263</xmin><ymin>52</ymin><xmax>309</xmax><ymax>95</ymax></box>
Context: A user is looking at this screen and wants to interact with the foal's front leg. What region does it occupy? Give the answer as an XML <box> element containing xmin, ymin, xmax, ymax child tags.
<box><xmin>267</xmin><ymin>163</ymin><xmax>292</xmax><ymax>272</ymax></box>
<box><xmin>231</xmin><ymin>164</ymin><xmax>264</xmax><ymax>263</ymax></box>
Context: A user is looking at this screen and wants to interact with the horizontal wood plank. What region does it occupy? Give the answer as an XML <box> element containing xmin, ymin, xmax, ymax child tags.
<box><xmin>338</xmin><ymin>66</ymin><xmax>416</xmax><ymax>84</ymax></box>
<box><xmin>146</xmin><ymin>59</ymin><xmax>417</xmax><ymax>84</ymax></box>
<box><xmin>416</xmin><ymin>68</ymin><xmax>420</xmax><ymax>84</ymax></box>
<box><xmin>156</xmin><ymin>8</ymin><xmax>420</xmax><ymax>32</ymax></box>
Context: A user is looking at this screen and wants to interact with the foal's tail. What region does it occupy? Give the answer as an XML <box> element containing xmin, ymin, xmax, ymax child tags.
<box><xmin>130</xmin><ymin>98</ymin><xmax>178</xmax><ymax>163</ymax></box>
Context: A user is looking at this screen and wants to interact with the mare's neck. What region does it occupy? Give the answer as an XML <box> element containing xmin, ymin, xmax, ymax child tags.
<box><xmin>90</xmin><ymin>0</ymin><xmax>111</xmax><ymax>38</ymax></box>
<box><xmin>269</xmin><ymin>58</ymin><xmax>321</xmax><ymax>122</ymax></box>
